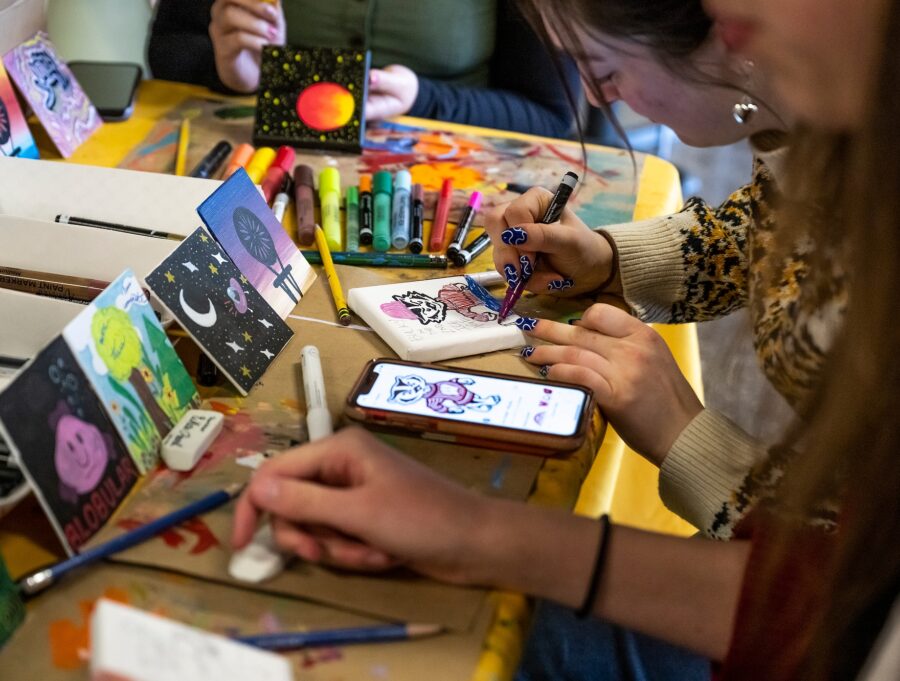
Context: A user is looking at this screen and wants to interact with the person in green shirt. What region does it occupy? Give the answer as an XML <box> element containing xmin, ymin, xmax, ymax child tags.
<box><xmin>148</xmin><ymin>0</ymin><xmax>579</xmax><ymax>137</ymax></box>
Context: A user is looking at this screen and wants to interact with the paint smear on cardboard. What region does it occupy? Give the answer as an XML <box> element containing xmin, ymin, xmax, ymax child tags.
<box><xmin>49</xmin><ymin>587</ymin><xmax>130</xmax><ymax>670</ymax></box>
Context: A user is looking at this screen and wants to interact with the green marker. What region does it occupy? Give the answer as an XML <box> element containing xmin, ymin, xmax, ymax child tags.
<box><xmin>301</xmin><ymin>251</ymin><xmax>449</xmax><ymax>268</ymax></box>
<box><xmin>345</xmin><ymin>186</ymin><xmax>360</xmax><ymax>252</ymax></box>
<box><xmin>372</xmin><ymin>170</ymin><xmax>392</xmax><ymax>252</ymax></box>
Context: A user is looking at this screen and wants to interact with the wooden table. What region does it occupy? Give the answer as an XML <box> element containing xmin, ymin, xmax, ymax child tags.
<box><xmin>0</xmin><ymin>80</ymin><xmax>691</xmax><ymax>680</ymax></box>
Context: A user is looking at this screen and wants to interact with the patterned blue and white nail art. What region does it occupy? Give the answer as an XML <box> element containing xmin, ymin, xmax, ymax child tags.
<box><xmin>520</xmin><ymin>345</ymin><xmax>535</xmax><ymax>358</ymax></box>
<box><xmin>539</xmin><ymin>365</ymin><xmax>550</xmax><ymax>378</ymax></box>
<box><xmin>503</xmin><ymin>263</ymin><xmax>519</xmax><ymax>286</ymax></box>
<box><xmin>519</xmin><ymin>255</ymin><xmax>533</xmax><ymax>279</ymax></box>
<box><xmin>501</xmin><ymin>227</ymin><xmax>528</xmax><ymax>245</ymax></box>
<box><xmin>515</xmin><ymin>317</ymin><xmax>538</xmax><ymax>332</ymax></box>
<box><xmin>547</xmin><ymin>278</ymin><xmax>575</xmax><ymax>291</ymax></box>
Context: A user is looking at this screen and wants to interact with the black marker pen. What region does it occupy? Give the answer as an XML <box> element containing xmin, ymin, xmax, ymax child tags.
<box><xmin>446</xmin><ymin>191</ymin><xmax>482</xmax><ymax>261</ymax></box>
<box><xmin>451</xmin><ymin>231</ymin><xmax>491</xmax><ymax>267</ymax></box>
<box><xmin>359</xmin><ymin>174</ymin><xmax>374</xmax><ymax>245</ymax></box>
<box><xmin>410</xmin><ymin>183</ymin><xmax>425</xmax><ymax>254</ymax></box>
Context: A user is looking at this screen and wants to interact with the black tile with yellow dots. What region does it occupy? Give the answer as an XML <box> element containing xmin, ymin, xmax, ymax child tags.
<box><xmin>253</xmin><ymin>46</ymin><xmax>370</xmax><ymax>153</ymax></box>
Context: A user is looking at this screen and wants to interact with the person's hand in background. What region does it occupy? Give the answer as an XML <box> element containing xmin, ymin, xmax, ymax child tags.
<box><xmin>365</xmin><ymin>65</ymin><xmax>419</xmax><ymax>120</ymax></box>
<box><xmin>209</xmin><ymin>0</ymin><xmax>286</xmax><ymax>93</ymax></box>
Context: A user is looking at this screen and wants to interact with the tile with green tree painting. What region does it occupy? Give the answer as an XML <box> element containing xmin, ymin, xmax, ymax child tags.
<box><xmin>62</xmin><ymin>269</ymin><xmax>199</xmax><ymax>473</ymax></box>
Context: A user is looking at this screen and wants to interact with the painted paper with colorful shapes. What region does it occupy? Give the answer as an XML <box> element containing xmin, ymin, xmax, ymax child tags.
<box><xmin>61</xmin><ymin>270</ymin><xmax>200</xmax><ymax>474</ymax></box>
<box><xmin>347</xmin><ymin>276</ymin><xmax>525</xmax><ymax>362</ymax></box>
<box><xmin>0</xmin><ymin>337</ymin><xmax>140</xmax><ymax>555</ymax></box>
<box><xmin>2</xmin><ymin>32</ymin><xmax>101</xmax><ymax>158</ymax></box>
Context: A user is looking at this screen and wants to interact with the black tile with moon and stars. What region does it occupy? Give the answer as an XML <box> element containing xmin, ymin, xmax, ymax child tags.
<box><xmin>145</xmin><ymin>227</ymin><xmax>293</xmax><ymax>396</ymax></box>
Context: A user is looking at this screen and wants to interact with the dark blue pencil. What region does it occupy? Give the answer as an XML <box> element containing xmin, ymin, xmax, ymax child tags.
<box><xmin>235</xmin><ymin>623</ymin><xmax>444</xmax><ymax>650</ymax></box>
<box><xmin>17</xmin><ymin>483</ymin><xmax>244</xmax><ymax>596</ymax></box>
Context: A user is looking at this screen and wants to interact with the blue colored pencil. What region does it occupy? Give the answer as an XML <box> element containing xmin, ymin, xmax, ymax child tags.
<box><xmin>235</xmin><ymin>623</ymin><xmax>443</xmax><ymax>650</ymax></box>
<box><xmin>18</xmin><ymin>483</ymin><xmax>244</xmax><ymax>596</ymax></box>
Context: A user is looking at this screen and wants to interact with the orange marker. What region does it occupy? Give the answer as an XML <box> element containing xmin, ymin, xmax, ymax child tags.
<box><xmin>222</xmin><ymin>143</ymin><xmax>255</xmax><ymax>179</ymax></box>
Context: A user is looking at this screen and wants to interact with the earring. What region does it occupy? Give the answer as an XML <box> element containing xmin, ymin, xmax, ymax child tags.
<box><xmin>733</xmin><ymin>60</ymin><xmax>759</xmax><ymax>125</ymax></box>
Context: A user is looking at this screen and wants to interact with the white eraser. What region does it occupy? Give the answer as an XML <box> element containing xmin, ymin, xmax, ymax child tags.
<box><xmin>91</xmin><ymin>599</ymin><xmax>293</xmax><ymax>681</ymax></box>
<box><xmin>229</xmin><ymin>524</ymin><xmax>286</xmax><ymax>584</ymax></box>
<box><xmin>161</xmin><ymin>409</ymin><xmax>224</xmax><ymax>472</ymax></box>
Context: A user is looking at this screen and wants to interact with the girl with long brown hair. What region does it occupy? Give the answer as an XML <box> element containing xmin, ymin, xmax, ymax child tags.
<box><xmin>230</xmin><ymin>0</ymin><xmax>898</xmax><ymax>678</ymax></box>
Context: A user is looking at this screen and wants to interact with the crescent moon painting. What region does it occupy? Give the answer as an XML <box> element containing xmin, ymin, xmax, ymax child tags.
<box><xmin>145</xmin><ymin>227</ymin><xmax>293</xmax><ymax>396</ymax></box>
<box><xmin>178</xmin><ymin>288</ymin><xmax>217</xmax><ymax>328</ymax></box>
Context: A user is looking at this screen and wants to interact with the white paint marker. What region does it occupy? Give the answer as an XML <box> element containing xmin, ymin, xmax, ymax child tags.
<box><xmin>300</xmin><ymin>345</ymin><xmax>333</xmax><ymax>441</ymax></box>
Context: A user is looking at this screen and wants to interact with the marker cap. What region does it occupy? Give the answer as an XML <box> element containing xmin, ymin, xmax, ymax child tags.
<box><xmin>223</xmin><ymin>143</ymin><xmax>255</xmax><ymax>178</ymax></box>
<box><xmin>394</xmin><ymin>169</ymin><xmax>411</xmax><ymax>192</ymax></box>
<box><xmin>273</xmin><ymin>145</ymin><xmax>296</xmax><ymax>172</ymax></box>
<box><xmin>319</xmin><ymin>167</ymin><xmax>341</xmax><ymax>195</ymax></box>
<box><xmin>346</xmin><ymin>185</ymin><xmax>359</xmax><ymax>204</ymax></box>
<box><xmin>359</xmin><ymin>174</ymin><xmax>372</xmax><ymax>192</ymax></box>
<box><xmin>413</xmin><ymin>184</ymin><xmax>425</xmax><ymax>202</ymax></box>
<box><xmin>439</xmin><ymin>178</ymin><xmax>453</xmax><ymax>198</ymax></box>
<box><xmin>373</xmin><ymin>170</ymin><xmax>392</xmax><ymax>195</ymax></box>
<box><xmin>294</xmin><ymin>164</ymin><xmax>314</xmax><ymax>188</ymax></box>
<box><xmin>468</xmin><ymin>191</ymin><xmax>483</xmax><ymax>211</ymax></box>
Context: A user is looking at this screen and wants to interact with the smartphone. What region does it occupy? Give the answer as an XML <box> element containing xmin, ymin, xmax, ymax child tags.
<box><xmin>68</xmin><ymin>61</ymin><xmax>142</xmax><ymax>121</ymax></box>
<box><xmin>345</xmin><ymin>359</ymin><xmax>594</xmax><ymax>456</ymax></box>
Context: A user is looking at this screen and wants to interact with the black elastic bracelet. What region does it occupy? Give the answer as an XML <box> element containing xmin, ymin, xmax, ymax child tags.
<box><xmin>575</xmin><ymin>514</ymin><xmax>612</xmax><ymax>619</ymax></box>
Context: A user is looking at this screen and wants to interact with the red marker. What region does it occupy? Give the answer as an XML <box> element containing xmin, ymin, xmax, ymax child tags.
<box><xmin>261</xmin><ymin>146</ymin><xmax>296</xmax><ymax>204</ymax></box>
<box><xmin>428</xmin><ymin>178</ymin><xmax>453</xmax><ymax>252</ymax></box>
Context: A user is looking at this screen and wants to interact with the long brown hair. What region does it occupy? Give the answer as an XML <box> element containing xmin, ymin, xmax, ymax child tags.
<box><xmin>772</xmin><ymin>0</ymin><xmax>900</xmax><ymax>676</ymax></box>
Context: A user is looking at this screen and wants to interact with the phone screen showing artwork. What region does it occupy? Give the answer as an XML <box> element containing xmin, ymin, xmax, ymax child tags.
<box><xmin>354</xmin><ymin>362</ymin><xmax>590</xmax><ymax>437</ymax></box>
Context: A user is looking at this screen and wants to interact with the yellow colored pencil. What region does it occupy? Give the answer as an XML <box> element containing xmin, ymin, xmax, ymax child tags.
<box><xmin>174</xmin><ymin>118</ymin><xmax>191</xmax><ymax>176</ymax></box>
<box><xmin>313</xmin><ymin>225</ymin><xmax>351</xmax><ymax>326</ymax></box>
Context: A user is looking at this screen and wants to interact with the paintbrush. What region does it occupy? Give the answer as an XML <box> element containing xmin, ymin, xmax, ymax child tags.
<box><xmin>17</xmin><ymin>483</ymin><xmax>245</xmax><ymax>597</ymax></box>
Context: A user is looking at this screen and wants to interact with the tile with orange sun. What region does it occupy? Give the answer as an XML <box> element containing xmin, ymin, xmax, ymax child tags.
<box><xmin>253</xmin><ymin>46</ymin><xmax>370</xmax><ymax>153</ymax></box>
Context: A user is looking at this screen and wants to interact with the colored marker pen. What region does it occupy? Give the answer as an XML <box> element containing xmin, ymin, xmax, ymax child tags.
<box><xmin>319</xmin><ymin>167</ymin><xmax>342</xmax><ymax>251</ymax></box>
<box><xmin>245</xmin><ymin>146</ymin><xmax>276</xmax><ymax>184</ymax></box>
<box><xmin>222</xmin><ymin>143</ymin><xmax>255</xmax><ymax>179</ymax></box>
<box><xmin>451</xmin><ymin>231</ymin><xmax>491</xmax><ymax>267</ymax></box>
<box><xmin>293</xmin><ymin>164</ymin><xmax>316</xmax><ymax>246</ymax></box>
<box><xmin>189</xmin><ymin>140</ymin><xmax>232</xmax><ymax>179</ymax></box>
<box><xmin>391</xmin><ymin>170</ymin><xmax>412</xmax><ymax>250</ymax></box>
<box><xmin>410</xmin><ymin>183</ymin><xmax>425</xmax><ymax>254</ymax></box>
<box><xmin>446</xmin><ymin>191</ymin><xmax>482</xmax><ymax>261</ymax></box>
<box><xmin>372</xmin><ymin>170</ymin><xmax>392</xmax><ymax>252</ymax></box>
<box><xmin>429</xmin><ymin>178</ymin><xmax>453</xmax><ymax>251</ymax></box>
<box><xmin>261</xmin><ymin>146</ymin><xmax>295</xmax><ymax>204</ymax></box>
<box><xmin>358</xmin><ymin>175</ymin><xmax>374</xmax><ymax>245</ymax></box>
<box><xmin>345</xmin><ymin>186</ymin><xmax>360</xmax><ymax>252</ymax></box>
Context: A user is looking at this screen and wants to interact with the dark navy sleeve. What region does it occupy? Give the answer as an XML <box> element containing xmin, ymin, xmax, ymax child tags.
<box><xmin>146</xmin><ymin>0</ymin><xmax>233</xmax><ymax>93</ymax></box>
<box><xmin>408</xmin><ymin>0</ymin><xmax>580</xmax><ymax>138</ymax></box>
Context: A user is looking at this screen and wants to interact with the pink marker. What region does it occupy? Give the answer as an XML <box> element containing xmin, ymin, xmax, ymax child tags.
<box><xmin>445</xmin><ymin>190</ymin><xmax>482</xmax><ymax>263</ymax></box>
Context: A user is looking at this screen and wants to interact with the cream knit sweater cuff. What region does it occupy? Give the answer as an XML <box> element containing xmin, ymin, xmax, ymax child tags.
<box><xmin>659</xmin><ymin>409</ymin><xmax>769</xmax><ymax>537</ymax></box>
<box><xmin>603</xmin><ymin>213</ymin><xmax>691</xmax><ymax>323</ymax></box>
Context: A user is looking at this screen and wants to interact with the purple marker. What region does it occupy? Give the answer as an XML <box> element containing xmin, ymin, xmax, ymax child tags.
<box><xmin>445</xmin><ymin>191</ymin><xmax>482</xmax><ymax>261</ymax></box>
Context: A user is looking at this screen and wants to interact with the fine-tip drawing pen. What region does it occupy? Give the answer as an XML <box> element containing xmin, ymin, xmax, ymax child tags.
<box><xmin>17</xmin><ymin>483</ymin><xmax>245</xmax><ymax>597</ymax></box>
<box><xmin>301</xmin><ymin>251</ymin><xmax>449</xmax><ymax>268</ymax></box>
<box><xmin>55</xmin><ymin>214</ymin><xmax>184</xmax><ymax>241</ymax></box>
<box><xmin>299</xmin><ymin>345</ymin><xmax>333</xmax><ymax>441</ymax></box>
<box><xmin>498</xmin><ymin>171</ymin><xmax>579</xmax><ymax>320</ymax></box>
<box><xmin>235</xmin><ymin>622</ymin><xmax>444</xmax><ymax>651</ymax></box>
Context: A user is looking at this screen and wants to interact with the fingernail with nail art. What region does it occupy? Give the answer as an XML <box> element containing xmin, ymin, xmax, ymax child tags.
<box><xmin>501</xmin><ymin>227</ymin><xmax>528</xmax><ymax>245</ymax></box>
<box><xmin>515</xmin><ymin>317</ymin><xmax>538</xmax><ymax>332</ymax></box>
<box><xmin>539</xmin><ymin>365</ymin><xmax>550</xmax><ymax>377</ymax></box>
<box><xmin>520</xmin><ymin>346</ymin><xmax>535</xmax><ymax>358</ymax></box>
<box><xmin>503</xmin><ymin>264</ymin><xmax>519</xmax><ymax>286</ymax></box>
<box><xmin>547</xmin><ymin>278</ymin><xmax>575</xmax><ymax>291</ymax></box>
<box><xmin>519</xmin><ymin>255</ymin><xmax>533</xmax><ymax>279</ymax></box>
